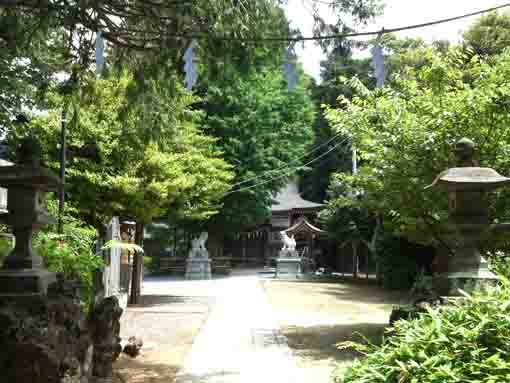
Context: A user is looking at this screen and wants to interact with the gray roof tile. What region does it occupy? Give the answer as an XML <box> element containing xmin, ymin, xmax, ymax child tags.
<box><xmin>271</xmin><ymin>181</ymin><xmax>322</xmax><ymax>212</ymax></box>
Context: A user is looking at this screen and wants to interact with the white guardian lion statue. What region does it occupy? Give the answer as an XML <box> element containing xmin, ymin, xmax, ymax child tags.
<box><xmin>190</xmin><ymin>231</ymin><xmax>208</xmax><ymax>257</ymax></box>
<box><xmin>280</xmin><ymin>231</ymin><xmax>296</xmax><ymax>252</ymax></box>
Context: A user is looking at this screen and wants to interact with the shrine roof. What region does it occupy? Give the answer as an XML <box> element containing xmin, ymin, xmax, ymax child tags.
<box><xmin>271</xmin><ymin>181</ymin><xmax>323</xmax><ymax>213</ymax></box>
<box><xmin>284</xmin><ymin>216</ymin><xmax>326</xmax><ymax>236</ymax></box>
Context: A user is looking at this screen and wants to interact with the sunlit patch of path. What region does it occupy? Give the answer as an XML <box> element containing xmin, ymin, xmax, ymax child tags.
<box><xmin>176</xmin><ymin>273</ymin><xmax>302</xmax><ymax>383</ymax></box>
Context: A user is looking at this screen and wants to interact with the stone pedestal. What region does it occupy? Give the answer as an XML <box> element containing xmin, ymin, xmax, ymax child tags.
<box><xmin>185</xmin><ymin>257</ymin><xmax>212</xmax><ymax>280</ymax></box>
<box><xmin>0</xmin><ymin>268</ymin><xmax>56</xmax><ymax>296</ymax></box>
<box><xmin>275</xmin><ymin>250</ymin><xmax>301</xmax><ymax>278</ymax></box>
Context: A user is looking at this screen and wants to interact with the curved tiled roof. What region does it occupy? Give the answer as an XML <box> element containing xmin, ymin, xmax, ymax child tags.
<box><xmin>271</xmin><ymin>181</ymin><xmax>323</xmax><ymax>212</ymax></box>
<box><xmin>284</xmin><ymin>216</ymin><xmax>325</xmax><ymax>235</ymax></box>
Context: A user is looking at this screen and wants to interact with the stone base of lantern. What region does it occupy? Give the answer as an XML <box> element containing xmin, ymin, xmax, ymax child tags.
<box><xmin>434</xmin><ymin>247</ymin><xmax>499</xmax><ymax>296</ymax></box>
<box><xmin>434</xmin><ymin>273</ymin><xmax>499</xmax><ymax>296</ymax></box>
<box><xmin>0</xmin><ymin>268</ymin><xmax>56</xmax><ymax>297</ymax></box>
<box><xmin>434</xmin><ymin>257</ymin><xmax>498</xmax><ymax>296</ymax></box>
<box><xmin>185</xmin><ymin>257</ymin><xmax>212</xmax><ymax>280</ymax></box>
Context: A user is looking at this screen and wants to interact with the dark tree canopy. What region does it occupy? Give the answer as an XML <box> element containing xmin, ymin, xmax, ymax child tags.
<box><xmin>0</xmin><ymin>0</ymin><xmax>274</xmax><ymax>50</ymax></box>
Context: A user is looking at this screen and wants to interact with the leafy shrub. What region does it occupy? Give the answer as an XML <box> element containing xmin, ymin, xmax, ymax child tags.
<box><xmin>411</xmin><ymin>271</ymin><xmax>434</xmax><ymax>296</ymax></box>
<box><xmin>334</xmin><ymin>283</ymin><xmax>510</xmax><ymax>383</ymax></box>
<box><xmin>376</xmin><ymin>235</ymin><xmax>435</xmax><ymax>290</ymax></box>
<box><xmin>377</xmin><ymin>236</ymin><xmax>419</xmax><ymax>290</ymax></box>
<box><xmin>0</xmin><ymin>235</ymin><xmax>13</xmax><ymax>266</ymax></box>
<box><xmin>489</xmin><ymin>251</ymin><xmax>510</xmax><ymax>278</ymax></box>
<box><xmin>144</xmin><ymin>255</ymin><xmax>158</xmax><ymax>273</ymax></box>
<box><xmin>35</xmin><ymin>230</ymin><xmax>103</xmax><ymax>305</ymax></box>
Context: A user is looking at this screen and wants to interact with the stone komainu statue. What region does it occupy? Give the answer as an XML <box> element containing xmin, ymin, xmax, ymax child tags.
<box><xmin>190</xmin><ymin>231</ymin><xmax>208</xmax><ymax>256</ymax></box>
<box><xmin>280</xmin><ymin>231</ymin><xmax>296</xmax><ymax>252</ymax></box>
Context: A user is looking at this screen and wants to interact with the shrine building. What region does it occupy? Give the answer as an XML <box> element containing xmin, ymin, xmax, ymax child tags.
<box><xmin>226</xmin><ymin>180</ymin><xmax>331</xmax><ymax>267</ymax></box>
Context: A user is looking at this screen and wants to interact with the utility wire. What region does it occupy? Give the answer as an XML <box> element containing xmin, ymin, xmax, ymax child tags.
<box><xmin>181</xmin><ymin>3</ymin><xmax>510</xmax><ymax>42</ymax></box>
<box><xmin>308</xmin><ymin>0</ymin><xmax>338</xmax><ymax>5</ymax></box>
<box><xmin>226</xmin><ymin>136</ymin><xmax>350</xmax><ymax>195</ymax></box>
<box><xmin>231</xmin><ymin>131</ymin><xmax>346</xmax><ymax>188</ymax></box>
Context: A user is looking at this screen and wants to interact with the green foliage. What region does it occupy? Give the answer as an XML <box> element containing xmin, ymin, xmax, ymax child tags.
<box><xmin>0</xmin><ymin>236</ymin><xmax>13</xmax><ymax>266</ymax></box>
<box><xmin>300</xmin><ymin>53</ymin><xmax>373</xmax><ymax>203</ymax></box>
<box><xmin>376</xmin><ymin>235</ymin><xmax>420</xmax><ymax>290</ymax></box>
<box><xmin>310</xmin><ymin>0</ymin><xmax>384</xmax><ymax>52</ymax></box>
<box><xmin>9</xmin><ymin>71</ymin><xmax>233</xmax><ymax>229</ymax></box>
<box><xmin>34</xmin><ymin>198</ymin><xmax>102</xmax><ymax>306</ymax></box>
<box><xmin>334</xmin><ymin>284</ymin><xmax>510</xmax><ymax>383</ymax></box>
<box><xmin>143</xmin><ymin>256</ymin><xmax>158</xmax><ymax>273</ymax></box>
<box><xmin>489</xmin><ymin>251</ymin><xmax>510</xmax><ymax>279</ymax></box>
<box><xmin>201</xmin><ymin>66</ymin><xmax>315</xmax><ymax>229</ymax></box>
<box><xmin>35</xmin><ymin>231</ymin><xmax>103</xmax><ymax>301</ymax></box>
<box><xmin>320</xmin><ymin>179</ymin><xmax>377</xmax><ymax>244</ymax></box>
<box><xmin>324</xmin><ymin>47</ymin><xmax>510</xmax><ymax>248</ymax></box>
<box><xmin>29</xmin><ymin>194</ymin><xmax>102</xmax><ymax>306</ymax></box>
<box><xmin>464</xmin><ymin>11</ymin><xmax>510</xmax><ymax>58</ymax></box>
<box><xmin>412</xmin><ymin>271</ymin><xmax>435</xmax><ymax>295</ymax></box>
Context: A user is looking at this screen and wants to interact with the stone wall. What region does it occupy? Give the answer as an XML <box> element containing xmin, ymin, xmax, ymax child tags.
<box><xmin>0</xmin><ymin>275</ymin><xmax>122</xmax><ymax>383</ymax></box>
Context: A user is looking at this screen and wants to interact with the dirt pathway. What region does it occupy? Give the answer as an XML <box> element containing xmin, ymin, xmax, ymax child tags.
<box><xmin>114</xmin><ymin>278</ymin><xmax>215</xmax><ymax>383</ymax></box>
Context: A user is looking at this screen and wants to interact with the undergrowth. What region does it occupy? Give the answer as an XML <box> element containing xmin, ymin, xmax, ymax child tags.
<box><xmin>335</xmin><ymin>281</ymin><xmax>510</xmax><ymax>383</ymax></box>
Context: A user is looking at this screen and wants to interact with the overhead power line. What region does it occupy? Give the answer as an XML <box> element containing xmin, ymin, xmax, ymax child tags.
<box><xmin>183</xmin><ymin>3</ymin><xmax>510</xmax><ymax>42</ymax></box>
<box><xmin>231</xmin><ymin>131</ymin><xmax>346</xmax><ymax>188</ymax></box>
<box><xmin>308</xmin><ymin>0</ymin><xmax>338</xmax><ymax>5</ymax></box>
<box><xmin>226</xmin><ymin>136</ymin><xmax>350</xmax><ymax>195</ymax></box>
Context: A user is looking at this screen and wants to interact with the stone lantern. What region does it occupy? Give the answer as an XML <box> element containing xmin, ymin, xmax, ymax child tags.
<box><xmin>426</xmin><ymin>138</ymin><xmax>510</xmax><ymax>295</ymax></box>
<box><xmin>0</xmin><ymin>138</ymin><xmax>61</xmax><ymax>296</ymax></box>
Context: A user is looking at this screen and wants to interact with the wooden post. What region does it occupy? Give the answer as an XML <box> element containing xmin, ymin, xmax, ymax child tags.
<box><xmin>309</xmin><ymin>234</ymin><xmax>314</xmax><ymax>270</ymax></box>
<box><xmin>129</xmin><ymin>222</ymin><xmax>144</xmax><ymax>305</ymax></box>
<box><xmin>242</xmin><ymin>234</ymin><xmax>247</xmax><ymax>264</ymax></box>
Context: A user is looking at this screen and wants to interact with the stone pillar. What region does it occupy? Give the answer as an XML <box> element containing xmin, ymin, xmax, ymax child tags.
<box><xmin>275</xmin><ymin>245</ymin><xmax>301</xmax><ymax>278</ymax></box>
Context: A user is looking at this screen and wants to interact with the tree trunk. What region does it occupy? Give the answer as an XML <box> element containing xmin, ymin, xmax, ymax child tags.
<box><xmin>371</xmin><ymin>216</ymin><xmax>383</xmax><ymax>285</ymax></box>
<box><xmin>129</xmin><ymin>222</ymin><xmax>144</xmax><ymax>305</ymax></box>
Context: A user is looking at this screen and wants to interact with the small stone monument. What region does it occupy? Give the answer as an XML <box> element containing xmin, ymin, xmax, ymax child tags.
<box><xmin>426</xmin><ymin>138</ymin><xmax>510</xmax><ymax>295</ymax></box>
<box><xmin>275</xmin><ymin>231</ymin><xmax>301</xmax><ymax>278</ymax></box>
<box><xmin>185</xmin><ymin>231</ymin><xmax>212</xmax><ymax>280</ymax></box>
<box><xmin>0</xmin><ymin>138</ymin><xmax>61</xmax><ymax>296</ymax></box>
